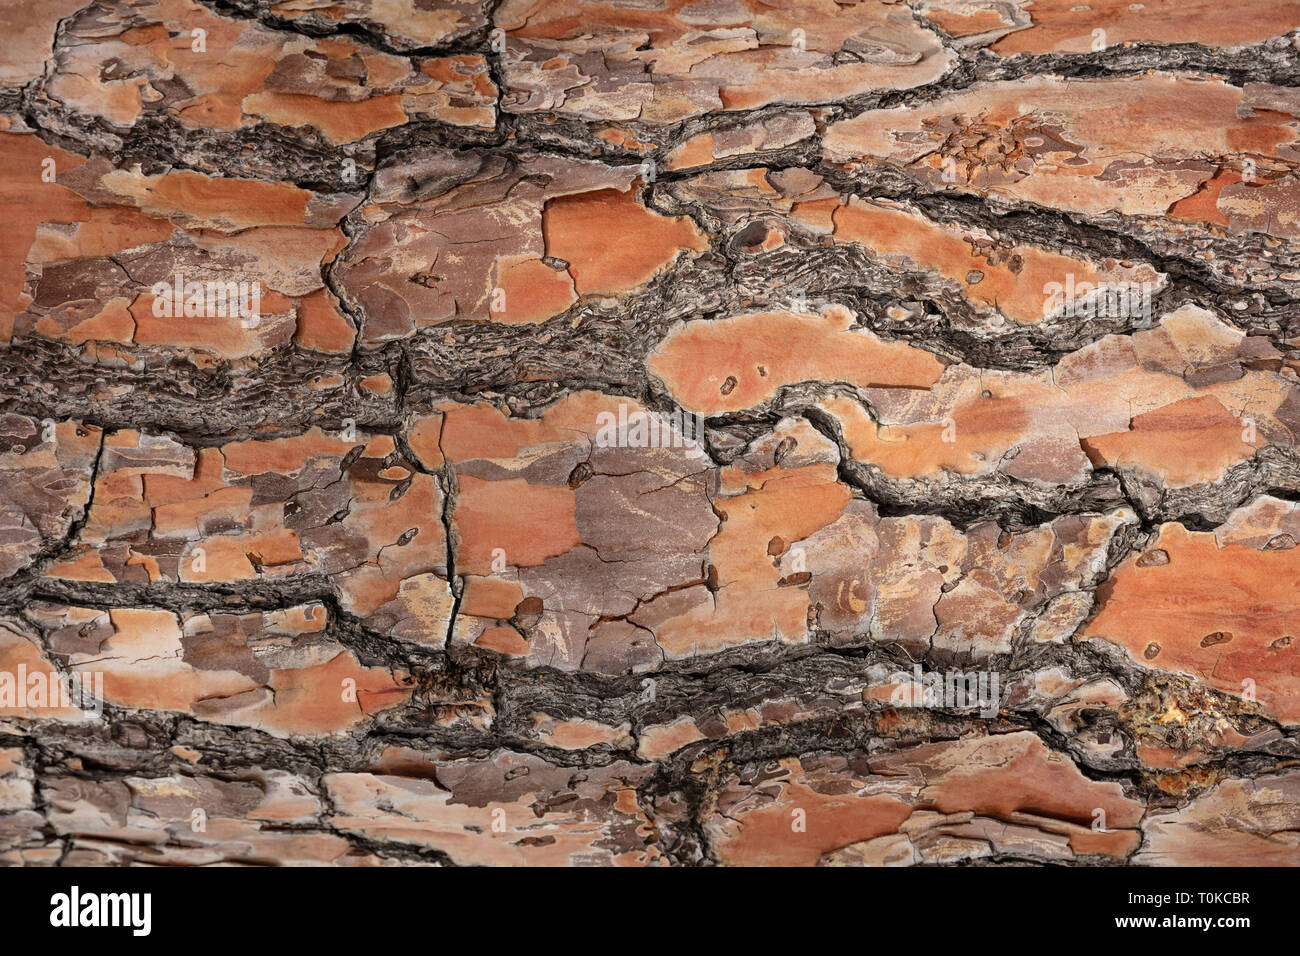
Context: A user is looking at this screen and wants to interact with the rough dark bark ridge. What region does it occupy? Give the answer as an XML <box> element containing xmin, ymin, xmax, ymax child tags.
<box><xmin>0</xmin><ymin>0</ymin><xmax>1299</xmax><ymax>866</ymax></box>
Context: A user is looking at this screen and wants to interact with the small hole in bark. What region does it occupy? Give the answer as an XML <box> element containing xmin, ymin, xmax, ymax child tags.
<box><xmin>733</xmin><ymin>221</ymin><xmax>769</xmax><ymax>252</ymax></box>
<box><xmin>341</xmin><ymin>445</ymin><xmax>365</xmax><ymax>470</ymax></box>
<box><xmin>568</xmin><ymin>460</ymin><xmax>594</xmax><ymax>488</ymax></box>
<box><xmin>774</xmin><ymin>436</ymin><xmax>796</xmax><ymax>464</ymax></box>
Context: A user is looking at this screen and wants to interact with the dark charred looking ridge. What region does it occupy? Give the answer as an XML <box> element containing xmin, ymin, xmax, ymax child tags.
<box><xmin>1</xmin><ymin>0</ymin><xmax>1300</xmax><ymax>868</ymax></box>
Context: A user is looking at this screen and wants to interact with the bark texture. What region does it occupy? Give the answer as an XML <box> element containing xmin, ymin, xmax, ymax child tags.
<box><xmin>1</xmin><ymin>0</ymin><xmax>1300</xmax><ymax>866</ymax></box>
